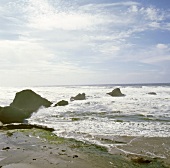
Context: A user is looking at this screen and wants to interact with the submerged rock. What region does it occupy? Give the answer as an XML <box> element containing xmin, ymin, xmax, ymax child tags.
<box><xmin>70</xmin><ymin>93</ymin><xmax>86</xmax><ymax>101</ymax></box>
<box><xmin>107</xmin><ymin>88</ymin><xmax>125</xmax><ymax>97</ymax></box>
<box><xmin>148</xmin><ymin>92</ymin><xmax>157</xmax><ymax>95</ymax></box>
<box><xmin>0</xmin><ymin>89</ymin><xmax>52</xmax><ymax>124</ymax></box>
<box><xmin>54</xmin><ymin>100</ymin><xmax>68</xmax><ymax>106</ymax></box>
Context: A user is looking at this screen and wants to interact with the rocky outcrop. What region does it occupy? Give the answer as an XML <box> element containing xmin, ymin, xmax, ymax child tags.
<box><xmin>54</xmin><ymin>100</ymin><xmax>68</xmax><ymax>106</ymax></box>
<box><xmin>70</xmin><ymin>93</ymin><xmax>86</xmax><ymax>101</ymax></box>
<box><xmin>0</xmin><ymin>106</ymin><xmax>32</xmax><ymax>124</ymax></box>
<box><xmin>10</xmin><ymin>89</ymin><xmax>52</xmax><ymax>111</ymax></box>
<box><xmin>0</xmin><ymin>89</ymin><xmax>52</xmax><ymax>124</ymax></box>
<box><xmin>107</xmin><ymin>88</ymin><xmax>125</xmax><ymax>97</ymax></box>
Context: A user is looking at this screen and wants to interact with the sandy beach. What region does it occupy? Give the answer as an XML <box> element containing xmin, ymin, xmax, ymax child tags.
<box><xmin>0</xmin><ymin>127</ymin><xmax>169</xmax><ymax>168</ymax></box>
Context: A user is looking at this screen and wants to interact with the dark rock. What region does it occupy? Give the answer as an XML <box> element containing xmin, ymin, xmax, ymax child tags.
<box><xmin>0</xmin><ymin>89</ymin><xmax>52</xmax><ymax>124</ymax></box>
<box><xmin>2</xmin><ymin>147</ymin><xmax>10</xmax><ymax>150</ymax></box>
<box><xmin>54</xmin><ymin>100</ymin><xmax>68</xmax><ymax>106</ymax></box>
<box><xmin>0</xmin><ymin>106</ymin><xmax>32</xmax><ymax>124</ymax></box>
<box><xmin>73</xmin><ymin>155</ymin><xmax>78</xmax><ymax>158</ymax></box>
<box><xmin>131</xmin><ymin>156</ymin><xmax>152</xmax><ymax>164</ymax></box>
<box><xmin>107</xmin><ymin>88</ymin><xmax>125</xmax><ymax>97</ymax></box>
<box><xmin>148</xmin><ymin>92</ymin><xmax>157</xmax><ymax>95</ymax></box>
<box><xmin>0</xmin><ymin>123</ymin><xmax>55</xmax><ymax>132</ymax></box>
<box><xmin>71</xmin><ymin>118</ymin><xmax>80</xmax><ymax>121</ymax></box>
<box><xmin>70</xmin><ymin>93</ymin><xmax>86</xmax><ymax>101</ymax></box>
<box><xmin>10</xmin><ymin>89</ymin><xmax>52</xmax><ymax>111</ymax></box>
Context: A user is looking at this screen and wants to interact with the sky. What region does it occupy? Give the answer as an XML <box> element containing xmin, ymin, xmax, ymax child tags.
<box><xmin>0</xmin><ymin>0</ymin><xmax>170</xmax><ymax>86</ymax></box>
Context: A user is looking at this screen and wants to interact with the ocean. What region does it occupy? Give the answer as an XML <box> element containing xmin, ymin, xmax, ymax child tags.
<box><xmin>0</xmin><ymin>83</ymin><xmax>170</xmax><ymax>150</ymax></box>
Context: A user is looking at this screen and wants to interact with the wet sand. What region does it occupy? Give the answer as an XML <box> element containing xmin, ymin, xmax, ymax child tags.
<box><xmin>0</xmin><ymin>128</ymin><xmax>169</xmax><ymax>168</ymax></box>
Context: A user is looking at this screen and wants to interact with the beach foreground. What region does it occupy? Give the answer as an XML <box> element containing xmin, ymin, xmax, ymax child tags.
<box><xmin>0</xmin><ymin>128</ymin><xmax>169</xmax><ymax>168</ymax></box>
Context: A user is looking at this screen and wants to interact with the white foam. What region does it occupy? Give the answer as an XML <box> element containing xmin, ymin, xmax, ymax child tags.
<box><xmin>1</xmin><ymin>85</ymin><xmax>170</xmax><ymax>148</ymax></box>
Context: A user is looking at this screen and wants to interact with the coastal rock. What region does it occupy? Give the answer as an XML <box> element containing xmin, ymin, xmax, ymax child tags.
<box><xmin>70</xmin><ymin>93</ymin><xmax>86</xmax><ymax>101</ymax></box>
<box><xmin>0</xmin><ymin>106</ymin><xmax>33</xmax><ymax>124</ymax></box>
<box><xmin>0</xmin><ymin>123</ymin><xmax>55</xmax><ymax>132</ymax></box>
<box><xmin>148</xmin><ymin>92</ymin><xmax>157</xmax><ymax>95</ymax></box>
<box><xmin>10</xmin><ymin>89</ymin><xmax>52</xmax><ymax>111</ymax></box>
<box><xmin>54</xmin><ymin>100</ymin><xmax>68</xmax><ymax>106</ymax></box>
<box><xmin>107</xmin><ymin>88</ymin><xmax>125</xmax><ymax>97</ymax></box>
<box><xmin>2</xmin><ymin>147</ymin><xmax>10</xmax><ymax>150</ymax></box>
<box><xmin>0</xmin><ymin>89</ymin><xmax>52</xmax><ymax>124</ymax></box>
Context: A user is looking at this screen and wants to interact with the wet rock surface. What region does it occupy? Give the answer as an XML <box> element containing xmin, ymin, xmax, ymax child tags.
<box><xmin>0</xmin><ymin>129</ymin><xmax>169</xmax><ymax>168</ymax></box>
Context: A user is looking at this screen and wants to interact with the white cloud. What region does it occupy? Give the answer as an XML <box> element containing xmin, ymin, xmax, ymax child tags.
<box><xmin>0</xmin><ymin>40</ymin><xmax>54</xmax><ymax>65</ymax></box>
<box><xmin>80</xmin><ymin>1</ymin><xmax>140</xmax><ymax>10</ymax></box>
<box><xmin>22</xmin><ymin>0</ymin><xmax>167</xmax><ymax>33</ymax></box>
<box><xmin>130</xmin><ymin>5</ymin><xmax>139</xmax><ymax>12</ymax></box>
<box><xmin>140</xmin><ymin>7</ymin><xmax>165</xmax><ymax>21</ymax></box>
<box><xmin>156</xmin><ymin>44</ymin><xmax>168</xmax><ymax>49</ymax></box>
<box><xmin>25</xmin><ymin>0</ymin><xmax>104</xmax><ymax>31</ymax></box>
<box><xmin>28</xmin><ymin>12</ymin><xmax>101</xmax><ymax>30</ymax></box>
<box><xmin>149</xmin><ymin>22</ymin><xmax>160</xmax><ymax>28</ymax></box>
<box><xmin>145</xmin><ymin>8</ymin><xmax>161</xmax><ymax>21</ymax></box>
<box><xmin>0</xmin><ymin>0</ymin><xmax>170</xmax><ymax>86</ymax></box>
<box><xmin>165</xmin><ymin>23</ymin><xmax>170</xmax><ymax>30</ymax></box>
<box><xmin>94</xmin><ymin>43</ymin><xmax>120</xmax><ymax>56</ymax></box>
<box><xmin>126</xmin><ymin>44</ymin><xmax>170</xmax><ymax>64</ymax></box>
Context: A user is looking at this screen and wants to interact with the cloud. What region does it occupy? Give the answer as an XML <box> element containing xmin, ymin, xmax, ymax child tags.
<box><xmin>120</xmin><ymin>44</ymin><xmax>170</xmax><ymax>66</ymax></box>
<box><xmin>156</xmin><ymin>43</ymin><xmax>168</xmax><ymax>49</ymax></box>
<box><xmin>24</xmin><ymin>0</ymin><xmax>104</xmax><ymax>31</ymax></box>
<box><xmin>142</xmin><ymin>7</ymin><xmax>164</xmax><ymax>21</ymax></box>
<box><xmin>0</xmin><ymin>0</ymin><xmax>170</xmax><ymax>86</ymax></box>
<box><xmin>0</xmin><ymin>40</ymin><xmax>54</xmax><ymax>65</ymax></box>
<box><xmin>22</xmin><ymin>0</ymin><xmax>168</xmax><ymax>34</ymax></box>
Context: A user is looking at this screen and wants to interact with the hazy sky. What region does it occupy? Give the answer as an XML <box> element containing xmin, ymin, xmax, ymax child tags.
<box><xmin>0</xmin><ymin>0</ymin><xmax>170</xmax><ymax>86</ymax></box>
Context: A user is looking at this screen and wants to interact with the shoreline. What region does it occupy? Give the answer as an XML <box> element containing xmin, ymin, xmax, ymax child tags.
<box><xmin>0</xmin><ymin>127</ymin><xmax>169</xmax><ymax>168</ymax></box>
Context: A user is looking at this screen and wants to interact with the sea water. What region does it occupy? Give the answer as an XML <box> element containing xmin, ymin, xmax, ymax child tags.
<box><xmin>0</xmin><ymin>84</ymin><xmax>170</xmax><ymax>149</ymax></box>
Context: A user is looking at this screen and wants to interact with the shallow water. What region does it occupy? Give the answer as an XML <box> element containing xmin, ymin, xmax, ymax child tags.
<box><xmin>0</xmin><ymin>84</ymin><xmax>170</xmax><ymax>150</ymax></box>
